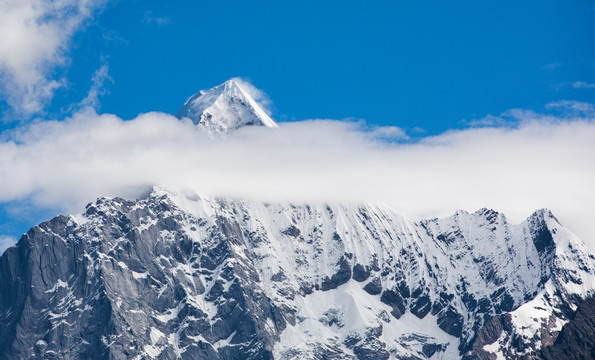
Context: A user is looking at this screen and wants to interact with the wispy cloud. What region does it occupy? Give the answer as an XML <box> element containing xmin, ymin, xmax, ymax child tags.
<box><xmin>79</xmin><ymin>60</ymin><xmax>113</xmax><ymax>110</ymax></box>
<box><xmin>0</xmin><ymin>235</ymin><xmax>17</xmax><ymax>254</ymax></box>
<box><xmin>0</xmin><ymin>103</ymin><xmax>594</xmax><ymax>249</ymax></box>
<box><xmin>546</xmin><ymin>100</ymin><xmax>595</xmax><ymax>116</ymax></box>
<box><xmin>142</xmin><ymin>11</ymin><xmax>171</xmax><ymax>26</ymax></box>
<box><xmin>541</xmin><ymin>63</ymin><xmax>562</xmax><ymax>71</ymax></box>
<box><xmin>465</xmin><ymin>114</ymin><xmax>516</xmax><ymax>128</ymax></box>
<box><xmin>0</xmin><ymin>0</ymin><xmax>106</xmax><ymax>117</ymax></box>
<box><xmin>572</xmin><ymin>81</ymin><xmax>595</xmax><ymax>89</ymax></box>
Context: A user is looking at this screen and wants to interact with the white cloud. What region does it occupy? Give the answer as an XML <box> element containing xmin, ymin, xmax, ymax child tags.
<box><xmin>0</xmin><ymin>235</ymin><xmax>17</xmax><ymax>254</ymax></box>
<box><xmin>0</xmin><ymin>0</ymin><xmax>106</xmax><ymax>116</ymax></box>
<box><xmin>368</xmin><ymin>125</ymin><xmax>408</xmax><ymax>141</ymax></box>
<box><xmin>0</xmin><ymin>106</ymin><xmax>594</xmax><ymax>250</ymax></box>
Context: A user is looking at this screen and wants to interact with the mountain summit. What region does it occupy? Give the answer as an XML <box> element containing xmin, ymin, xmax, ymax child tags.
<box><xmin>175</xmin><ymin>79</ymin><xmax>278</xmax><ymax>136</ymax></box>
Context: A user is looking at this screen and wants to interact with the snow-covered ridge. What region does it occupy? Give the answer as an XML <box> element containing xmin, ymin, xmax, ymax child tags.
<box><xmin>175</xmin><ymin>79</ymin><xmax>278</xmax><ymax>137</ymax></box>
<box><xmin>2</xmin><ymin>187</ymin><xmax>593</xmax><ymax>359</ymax></box>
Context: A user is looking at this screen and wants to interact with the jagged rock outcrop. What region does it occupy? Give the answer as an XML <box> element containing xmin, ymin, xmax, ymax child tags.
<box><xmin>540</xmin><ymin>296</ymin><xmax>595</xmax><ymax>360</ymax></box>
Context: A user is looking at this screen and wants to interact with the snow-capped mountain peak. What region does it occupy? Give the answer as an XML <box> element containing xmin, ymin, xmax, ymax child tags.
<box><xmin>175</xmin><ymin>79</ymin><xmax>278</xmax><ymax>136</ymax></box>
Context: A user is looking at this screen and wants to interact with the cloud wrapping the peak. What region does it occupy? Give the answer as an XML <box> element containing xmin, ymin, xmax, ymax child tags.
<box><xmin>230</xmin><ymin>77</ymin><xmax>273</xmax><ymax>115</ymax></box>
<box><xmin>0</xmin><ymin>0</ymin><xmax>106</xmax><ymax>116</ymax></box>
<box><xmin>0</xmin><ymin>106</ymin><xmax>594</xmax><ymax>249</ymax></box>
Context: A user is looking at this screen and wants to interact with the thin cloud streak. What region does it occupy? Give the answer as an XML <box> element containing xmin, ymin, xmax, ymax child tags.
<box><xmin>79</xmin><ymin>61</ymin><xmax>112</xmax><ymax>110</ymax></box>
<box><xmin>0</xmin><ymin>107</ymin><xmax>594</xmax><ymax>249</ymax></box>
<box><xmin>572</xmin><ymin>81</ymin><xmax>595</xmax><ymax>89</ymax></box>
<box><xmin>142</xmin><ymin>11</ymin><xmax>171</xmax><ymax>26</ymax></box>
<box><xmin>540</xmin><ymin>63</ymin><xmax>562</xmax><ymax>71</ymax></box>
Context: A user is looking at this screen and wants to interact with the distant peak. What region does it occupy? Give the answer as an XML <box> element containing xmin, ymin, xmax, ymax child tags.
<box><xmin>175</xmin><ymin>79</ymin><xmax>278</xmax><ymax>137</ymax></box>
<box><xmin>528</xmin><ymin>208</ymin><xmax>559</xmax><ymax>225</ymax></box>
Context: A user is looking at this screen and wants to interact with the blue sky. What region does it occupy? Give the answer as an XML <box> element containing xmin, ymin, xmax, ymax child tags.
<box><xmin>0</xmin><ymin>0</ymin><xmax>594</xmax><ymax>250</ymax></box>
<box><xmin>2</xmin><ymin>0</ymin><xmax>594</xmax><ymax>131</ymax></box>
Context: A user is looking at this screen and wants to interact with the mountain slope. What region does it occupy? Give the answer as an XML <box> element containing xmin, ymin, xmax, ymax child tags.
<box><xmin>1</xmin><ymin>187</ymin><xmax>594</xmax><ymax>359</ymax></box>
<box><xmin>175</xmin><ymin>79</ymin><xmax>278</xmax><ymax>136</ymax></box>
<box><xmin>540</xmin><ymin>295</ymin><xmax>595</xmax><ymax>359</ymax></box>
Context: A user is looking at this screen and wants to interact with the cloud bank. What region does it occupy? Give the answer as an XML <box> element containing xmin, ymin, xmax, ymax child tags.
<box><xmin>0</xmin><ymin>0</ymin><xmax>106</xmax><ymax>116</ymax></box>
<box><xmin>1</xmin><ymin>103</ymin><xmax>594</xmax><ymax>249</ymax></box>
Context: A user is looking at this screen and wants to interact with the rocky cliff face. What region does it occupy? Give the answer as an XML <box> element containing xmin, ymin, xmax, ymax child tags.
<box><xmin>1</xmin><ymin>187</ymin><xmax>594</xmax><ymax>359</ymax></box>
<box><xmin>540</xmin><ymin>295</ymin><xmax>595</xmax><ymax>360</ymax></box>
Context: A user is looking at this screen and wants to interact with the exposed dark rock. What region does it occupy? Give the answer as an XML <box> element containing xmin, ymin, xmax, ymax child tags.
<box><xmin>423</xmin><ymin>343</ymin><xmax>447</xmax><ymax>358</ymax></box>
<box><xmin>397</xmin><ymin>281</ymin><xmax>411</xmax><ymax>298</ymax></box>
<box><xmin>282</xmin><ymin>226</ymin><xmax>301</xmax><ymax>238</ymax></box>
<box><xmin>380</xmin><ymin>289</ymin><xmax>406</xmax><ymax>319</ymax></box>
<box><xmin>437</xmin><ymin>307</ymin><xmax>464</xmax><ymax>337</ymax></box>
<box><xmin>532</xmin><ymin>226</ymin><xmax>555</xmax><ymax>254</ymax></box>
<box><xmin>541</xmin><ymin>296</ymin><xmax>595</xmax><ymax>360</ymax></box>
<box><xmin>352</xmin><ymin>339</ymin><xmax>390</xmax><ymax>360</ymax></box>
<box><xmin>498</xmin><ymin>292</ymin><xmax>514</xmax><ymax>313</ymax></box>
<box><xmin>363</xmin><ymin>277</ymin><xmax>383</xmax><ymax>295</ymax></box>
<box><xmin>352</xmin><ymin>263</ymin><xmax>371</xmax><ymax>282</ymax></box>
<box><xmin>410</xmin><ymin>295</ymin><xmax>431</xmax><ymax>319</ymax></box>
<box><xmin>466</xmin><ymin>315</ymin><xmax>507</xmax><ymax>359</ymax></box>
<box><xmin>462</xmin><ymin>292</ymin><xmax>477</xmax><ymax>312</ymax></box>
<box><xmin>477</xmin><ymin>298</ymin><xmax>492</xmax><ymax>313</ymax></box>
<box><xmin>270</xmin><ymin>271</ymin><xmax>286</xmax><ymax>282</ymax></box>
<box><xmin>321</xmin><ymin>256</ymin><xmax>352</xmax><ymax>291</ymax></box>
